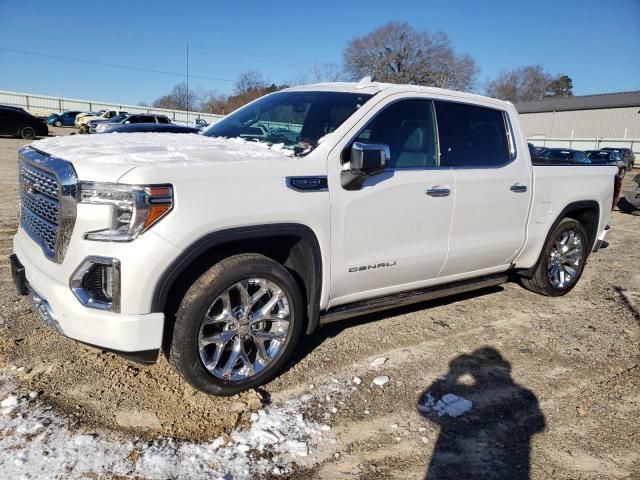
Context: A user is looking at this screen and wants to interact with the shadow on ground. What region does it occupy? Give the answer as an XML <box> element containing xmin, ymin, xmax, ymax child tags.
<box><xmin>418</xmin><ymin>347</ymin><xmax>545</xmax><ymax>479</ymax></box>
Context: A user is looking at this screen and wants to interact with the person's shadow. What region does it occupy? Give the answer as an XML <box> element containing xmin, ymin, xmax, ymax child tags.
<box><xmin>419</xmin><ymin>347</ymin><xmax>545</xmax><ymax>480</ymax></box>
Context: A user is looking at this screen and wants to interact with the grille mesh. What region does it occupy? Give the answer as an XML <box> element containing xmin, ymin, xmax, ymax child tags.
<box><xmin>19</xmin><ymin>161</ymin><xmax>60</xmax><ymax>258</ymax></box>
<box><xmin>19</xmin><ymin>164</ymin><xmax>58</xmax><ymax>199</ymax></box>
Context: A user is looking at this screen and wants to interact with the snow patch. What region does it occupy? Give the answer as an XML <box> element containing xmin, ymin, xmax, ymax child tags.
<box><xmin>418</xmin><ymin>392</ymin><xmax>473</xmax><ymax>418</ymax></box>
<box><xmin>369</xmin><ymin>357</ymin><xmax>388</xmax><ymax>369</ymax></box>
<box><xmin>30</xmin><ymin>133</ymin><xmax>293</xmax><ymax>169</ymax></box>
<box><xmin>372</xmin><ymin>376</ymin><xmax>390</xmax><ymax>387</ymax></box>
<box><xmin>0</xmin><ymin>371</ymin><xmax>333</xmax><ymax>479</ymax></box>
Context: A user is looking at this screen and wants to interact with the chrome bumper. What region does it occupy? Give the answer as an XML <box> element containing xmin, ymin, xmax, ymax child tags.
<box><xmin>27</xmin><ymin>285</ymin><xmax>64</xmax><ymax>334</ymax></box>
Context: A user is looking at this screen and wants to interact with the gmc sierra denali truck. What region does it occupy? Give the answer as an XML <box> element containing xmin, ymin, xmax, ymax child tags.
<box><xmin>10</xmin><ymin>81</ymin><xmax>617</xmax><ymax>396</ymax></box>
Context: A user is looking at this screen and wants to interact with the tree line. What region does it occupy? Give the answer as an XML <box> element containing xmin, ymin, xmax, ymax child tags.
<box><xmin>149</xmin><ymin>21</ymin><xmax>573</xmax><ymax>114</ymax></box>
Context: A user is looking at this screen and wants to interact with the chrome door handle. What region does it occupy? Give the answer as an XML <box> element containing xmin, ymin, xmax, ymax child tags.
<box><xmin>510</xmin><ymin>183</ymin><xmax>528</xmax><ymax>193</ymax></box>
<box><xmin>426</xmin><ymin>186</ymin><xmax>451</xmax><ymax>197</ymax></box>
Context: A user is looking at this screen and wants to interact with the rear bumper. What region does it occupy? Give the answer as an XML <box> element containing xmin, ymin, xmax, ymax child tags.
<box><xmin>9</xmin><ymin>246</ymin><xmax>165</xmax><ymax>355</ymax></box>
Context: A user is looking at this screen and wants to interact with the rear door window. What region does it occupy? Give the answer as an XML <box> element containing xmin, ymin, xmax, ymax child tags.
<box><xmin>435</xmin><ymin>101</ymin><xmax>511</xmax><ymax>168</ymax></box>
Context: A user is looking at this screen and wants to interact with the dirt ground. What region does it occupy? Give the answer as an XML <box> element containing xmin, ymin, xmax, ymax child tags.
<box><xmin>0</xmin><ymin>129</ymin><xmax>638</xmax><ymax>479</ymax></box>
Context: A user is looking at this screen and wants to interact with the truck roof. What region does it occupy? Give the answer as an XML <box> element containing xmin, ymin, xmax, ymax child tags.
<box><xmin>283</xmin><ymin>79</ymin><xmax>513</xmax><ymax>110</ymax></box>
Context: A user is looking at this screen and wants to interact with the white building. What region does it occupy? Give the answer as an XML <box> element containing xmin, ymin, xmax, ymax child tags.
<box><xmin>516</xmin><ymin>91</ymin><xmax>640</xmax><ymax>154</ymax></box>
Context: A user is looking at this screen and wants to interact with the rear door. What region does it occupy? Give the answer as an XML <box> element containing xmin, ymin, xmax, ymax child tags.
<box><xmin>435</xmin><ymin>101</ymin><xmax>531</xmax><ymax>277</ymax></box>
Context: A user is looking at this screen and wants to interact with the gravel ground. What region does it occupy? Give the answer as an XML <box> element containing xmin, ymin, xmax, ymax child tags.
<box><xmin>0</xmin><ymin>129</ymin><xmax>638</xmax><ymax>479</ymax></box>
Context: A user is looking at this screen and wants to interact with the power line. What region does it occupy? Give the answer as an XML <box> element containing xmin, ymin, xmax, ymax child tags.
<box><xmin>0</xmin><ymin>47</ymin><xmax>234</xmax><ymax>82</ymax></box>
<box><xmin>189</xmin><ymin>43</ymin><xmax>317</xmax><ymax>69</ymax></box>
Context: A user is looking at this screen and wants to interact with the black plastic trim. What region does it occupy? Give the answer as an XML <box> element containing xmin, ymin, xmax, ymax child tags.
<box><xmin>151</xmin><ymin>223</ymin><xmax>323</xmax><ymax>334</ymax></box>
<box><xmin>516</xmin><ymin>200</ymin><xmax>600</xmax><ymax>278</ymax></box>
<box><xmin>321</xmin><ymin>273</ymin><xmax>508</xmax><ymax>324</ymax></box>
<box><xmin>78</xmin><ymin>341</ymin><xmax>159</xmax><ymax>365</ymax></box>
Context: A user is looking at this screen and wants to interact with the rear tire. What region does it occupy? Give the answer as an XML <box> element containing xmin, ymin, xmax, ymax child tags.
<box><xmin>521</xmin><ymin>218</ymin><xmax>588</xmax><ymax>297</ymax></box>
<box><xmin>20</xmin><ymin>126</ymin><xmax>36</xmax><ymax>140</ymax></box>
<box><xmin>170</xmin><ymin>254</ymin><xmax>304</xmax><ymax>396</ymax></box>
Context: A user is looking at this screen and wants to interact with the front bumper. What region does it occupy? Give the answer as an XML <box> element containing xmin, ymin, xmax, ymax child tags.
<box><xmin>10</xmin><ymin>236</ymin><xmax>166</xmax><ymax>354</ymax></box>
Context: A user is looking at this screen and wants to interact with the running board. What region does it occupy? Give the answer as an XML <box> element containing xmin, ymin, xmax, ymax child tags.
<box><xmin>319</xmin><ymin>273</ymin><xmax>509</xmax><ymax>325</ymax></box>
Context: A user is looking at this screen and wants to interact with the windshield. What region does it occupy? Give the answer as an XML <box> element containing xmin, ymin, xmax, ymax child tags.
<box><xmin>203</xmin><ymin>91</ymin><xmax>373</xmax><ymax>152</ymax></box>
<box><xmin>109</xmin><ymin>114</ymin><xmax>128</xmax><ymax>123</ymax></box>
<box><xmin>586</xmin><ymin>151</ymin><xmax>610</xmax><ymax>160</ymax></box>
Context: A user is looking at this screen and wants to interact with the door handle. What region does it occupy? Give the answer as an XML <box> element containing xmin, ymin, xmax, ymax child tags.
<box><xmin>510</xmin><ymin>183</ymin><xmax>528</xmax><ymax>193</ymax></box>
<box><xmin>426</xmin><ymin>186</ymin><xmax>451</xmax><ymax>197</ymax></box>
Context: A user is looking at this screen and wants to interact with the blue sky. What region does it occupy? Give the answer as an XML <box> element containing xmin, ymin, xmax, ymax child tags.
<box><xmin>1</xmin><ymin>0</ymin><xmax>639</xmax><ymax>105</ymax></box>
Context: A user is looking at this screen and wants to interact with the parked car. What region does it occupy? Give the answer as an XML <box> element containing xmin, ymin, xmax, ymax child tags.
<box><xmin>600</xmin><ymin>147</ymin><xmax>635</xmax><ymax>170</ymax></box>
<box><xmin>75</xmin><ymin>110</ymin><xmax>105</xmax><ymax>125</ymax></box>
<box><xmin>10</xmin><ymin>82</ymin><xmax>618</xmax><ymax>396</ymax></box>
<box><xmin>0</xmin><ymin>105</ymin><xmax>48</xmax><ymax>139</ymax></box>
<box><xmin>535</xmin><ymin>148</ymin><xmax>590</xmax><ymax>164</ymax></box>
<box><xmin>93</xmin><ymin>114</ymin><xmax>172</xmax><ymax>133</ymax></box>
<box><xmin>76</xmin><ymin>109</ymin><xmax>128</xmax><ymax>133</ymax></box>
<box><xmin>47</xmin><ymin>110</ymin><xmax>83</xmax><ymax>127</ymax></box>
<box><xmin>97</xmin><ymin>123</ymin><xmax>200</xmax><ymax>134</ymax></box>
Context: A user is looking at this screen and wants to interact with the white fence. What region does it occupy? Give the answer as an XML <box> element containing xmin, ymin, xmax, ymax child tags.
<box><xmin>0</xmin><ymin>90</ymin><xmax>223</xmax><ymax>124</ymax></box>
<box><xmin>527</xmin><ymin>137</ymin><xmax>640</xmax><ymax>155</ymax></box>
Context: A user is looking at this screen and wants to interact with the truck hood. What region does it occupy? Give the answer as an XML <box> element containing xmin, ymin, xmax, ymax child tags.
<box><xmin>29</xmin><ymin>133</ymin><xmax>293</xmax><ymax>182</ymax></box>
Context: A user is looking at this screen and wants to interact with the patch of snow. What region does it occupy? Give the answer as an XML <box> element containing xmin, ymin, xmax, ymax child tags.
<box><xmin>418</xmin><ymin>392</ymin><xmax>473</xmax><ymax>418</ymax></box>
<box><xmin>390</xmin><ymin>423</ymin><xmax>399</xmax><ymax>430</ymax></box>
<box><xmin>372</xmin><ymin>376</ymin><xmax>390</xmax><ymax>387</ymax></box>
<box><xmin>1</xmin><ymin>395</ymin><xmax>19</xmax><ymax>407</ymax></box>
<box><xmin>352</xmin><ymin>376</ymin><xmax>362</xmax><ymax>385</ymax></box>
<box><xmin>421</xmin><ymin>436</ymin><xmax>429</xmax><ymax>444</ymax></box>
<box><xmin>30</xmin><ymin>133</ymin><xmax>293</xmax><ymax>170</ymax></box>
<box><xmin>369</xmin><ymin>357</ymin><xmax>388</xmax><ymax>369</ymax></box>
<box><xmin>0</xmin><ymin>370</ymin><xmax>333</xmax><ymax>480</ymax></box>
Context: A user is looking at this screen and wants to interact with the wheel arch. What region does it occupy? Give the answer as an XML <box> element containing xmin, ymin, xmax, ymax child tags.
<box><xmin>152</xmin><ymin>224</ymin><xmax>323</xmax><ymax>343</ymax></box>
<box><xmin>517</xmin><ymin>200</ymin><xmax>600</xmax><ymax>279</ymax></box>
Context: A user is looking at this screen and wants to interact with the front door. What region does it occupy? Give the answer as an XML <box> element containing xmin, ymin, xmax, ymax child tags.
<box><xmin>329</xmin><ymin>98</ymin><xmax>454</xmax><ymax>306</ymax></box>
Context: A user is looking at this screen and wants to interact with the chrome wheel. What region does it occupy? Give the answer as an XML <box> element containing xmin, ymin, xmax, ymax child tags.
<box><xmin>548</xmin><ymin>230</ymin><xmax>583</xmax><ymax>289</ymax></box>
<box><xmin>198</xmin><ymin>278</ymin><xmax>291</xmax><ymax>381</ymax></box>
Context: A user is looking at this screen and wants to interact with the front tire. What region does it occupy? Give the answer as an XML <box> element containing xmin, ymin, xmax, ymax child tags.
<box><xmin>170</xmin><ymin>254</ymin><xmax>304</xmax><ymax>396</ymax></box>
<box><xmin>54</xmin><ymin>120</ymin><xmax>62</xmax><ymax>127</ymax></box>
<box><xmin>521</xmin><ymin>218</ymin><xmax>588</xmax><ymax>297</ymax></box>
<box><xmin>20</xmin><ymin>126</ymin><xmax>36</xmax><ymax>140</ymax></box>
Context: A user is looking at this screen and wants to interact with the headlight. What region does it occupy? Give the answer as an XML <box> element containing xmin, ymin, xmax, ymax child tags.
<box><xmin>79</xmin><ymin>183</ymin><xmax>173</xmax><ymax>241</ymax></box>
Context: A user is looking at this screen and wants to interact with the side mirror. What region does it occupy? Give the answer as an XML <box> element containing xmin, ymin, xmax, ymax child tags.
<box><xmin>350</xmin><ymin>142</ymin><xmax>390</xmax><ymax>173</ymax></box>
<box><xmin>342</xmin><ymin>142</ymin><xmax>391</xmax><ymax>191</ymax></box>
<box><xmin>616</xmin><ymin>160</ymin><xmax>626</xmax><ymax>169</ymax></box>
<box><xmin>124</xmin><ymin>120</ymin><xmax>131</xmax><ymax>124</ymax></box>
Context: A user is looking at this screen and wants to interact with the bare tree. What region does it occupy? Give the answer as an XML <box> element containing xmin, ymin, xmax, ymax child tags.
<box><xmin>343</xmin><ymin>22</ymin><xmax>478</xmax><ymax>91</ymax></box>
<box><xmin>294</xmin><ymin>62</ymin><xmax>344</xmax><ymax>85</ymax></box>
<box><xmin>485</xmin><ymin>66</ymin><xmax>574</xmax><ymax>103</ymax></box>
<box><xmin>152</xmin><ymin>82</ymin><xmax>198</xmax><ymax>110</ymax></box>
<box><xmin>234</xmin><ymin>70</ymin><xmax>268</xmax><ymax>96</ymax></box>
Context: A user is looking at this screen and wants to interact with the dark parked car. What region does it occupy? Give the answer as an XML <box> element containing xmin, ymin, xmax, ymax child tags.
<box><xmin>600</xmin><ymin>147</ymin><xmax>635</xmax><ymax>170</ymax></box>
<box><xmin>537</xmin><ymin>148</ymin><xmax>590</xmax><ymax>164</ymax></box>
<box><xmin>47</xmin><ymin>110</ymin><xmax>83</xmax><ymax>127</ymax></box>
<box><xmin>585</xmin><ymin>149</ymin><xmax>624</xmax><ymax>165</ymax></box>
<box><xmin>97</xmin><ymin>123</ymin><xmax>201</xmax><ymax>134</ymax></box>
<box><xmin>0</xmin><ymin>105</ymin><xmax>49</xmax><ymax>139</ymax></box>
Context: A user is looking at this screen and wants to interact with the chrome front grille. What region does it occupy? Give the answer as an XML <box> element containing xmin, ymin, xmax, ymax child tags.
<box><xmin>19</xmin><ymin>163</ymin><xmax>59</xmax><ymax>199</ymax></box>
<box><xmin>18</xmin><ymin>147</ymin><xmax>78</xmax><ymax>263</ymax></box>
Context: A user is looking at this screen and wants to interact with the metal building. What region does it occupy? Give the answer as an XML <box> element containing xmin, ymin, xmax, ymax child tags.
<box><xmin>516</xmin><ymin>91</ymin><xmax>640</xmax><ymax>154</ymax></box>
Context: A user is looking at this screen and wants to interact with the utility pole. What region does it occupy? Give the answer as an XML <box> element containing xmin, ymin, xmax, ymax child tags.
<box><xmin>186</xmin><ymin>43</ymin><xmax>190</xmax><ymax>123</ymax></box>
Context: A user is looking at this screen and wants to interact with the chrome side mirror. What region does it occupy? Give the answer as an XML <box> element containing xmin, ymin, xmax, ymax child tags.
<box><xmin>350</xmin><ymin>142</ymin><xmax>390</xmax><ymax>173</ymax></box>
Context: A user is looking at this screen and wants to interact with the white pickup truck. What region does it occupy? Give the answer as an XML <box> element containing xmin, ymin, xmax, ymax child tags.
<box><xmin>10</xmin><ymin>81</ymin><xmax>618</xmax><ymax>395</ymax></box>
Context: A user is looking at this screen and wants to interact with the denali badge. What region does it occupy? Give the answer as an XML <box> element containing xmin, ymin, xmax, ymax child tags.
<box><xmin>349</xmin><ymin>261</ymin><xmax>397</xmax><ymax>273</ymax></box>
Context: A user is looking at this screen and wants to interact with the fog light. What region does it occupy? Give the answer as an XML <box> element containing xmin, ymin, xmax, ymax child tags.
<box><xmin>70</xmin><ymin>256</ymin><xmax>121</xmax><ymax>312</ymax></box>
